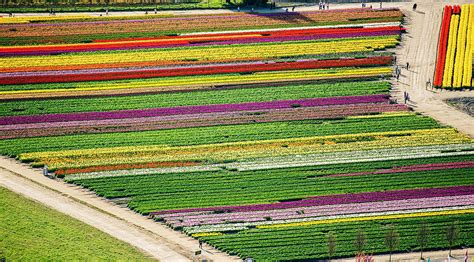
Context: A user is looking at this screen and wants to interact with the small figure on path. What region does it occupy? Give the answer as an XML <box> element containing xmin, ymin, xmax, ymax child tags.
<box><xmin>199</xmin><ymin>240</ymin><xmax>203</xmax><ymax>249</ymax></box>
<box><xmin>426</xmin><ymin>79</ymin><xmax>431</xmax><ymax>89</ymax></box>
<box><xmin>106</xmin><ymin>8</ymin><xmax>109</xmax><ymax>15</ymax></box>
<box><xmin>406</xmin><ymin>62</ymin><xmax>410</xmax><ymax>70</ymax></box>
<box><xmin>413</xmin><ymin>3</ymin><xmax>417</xmax><ymax>11</ymax></box>
<box><xmin>237</xmin><ymin>6</ymin><xmax>240</xmax><ymax>11</ymax></box>
<box><xmin>251</xmin><ymin>7</ymin><xmax>255</xmax><ymax>12</ymax></box>
<box><xmin>285</xmin><ymin>8</ymin><xmax>289</xmax><ymax>12</ymax></box>
<box><xmin>379</xmin><ymin>1</ymin><xmax>382</xmax><ymax>8</ymax></box>
<box><xmin>292</xmin><ymin>6</ymin><xmax>295</xmax><ymax>12</ymax></box>
<box><xmin>43</xmin><ymin>165</ymin><xmax>49</xmax><ymax>176</ymax></box>
<box><xmin>326</xmin><ymin>3</ymin><xmax>329</xmax><ymax>9</ymax></box>
<box><xmin>403</xmin><ymin>91</ymin><xmax>408</xmax><ymax>104</ymax></box>
<box><xmin>154</xmin><ymin>8</ymin><xmax>157</xmax><ymax>14</ymax></box>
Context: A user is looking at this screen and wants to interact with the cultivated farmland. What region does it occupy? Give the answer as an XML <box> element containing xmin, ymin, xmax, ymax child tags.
<box><xmin>0</xmin><ymin>7</ymin><xmax>473</xmax><ymax>261</ymax></box>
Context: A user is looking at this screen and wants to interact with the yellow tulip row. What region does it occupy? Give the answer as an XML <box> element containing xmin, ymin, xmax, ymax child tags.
<box><xmin>0</xmin><ymin>15</ymin><xmax>94</xmax><ymax>24</ymax></box>
<box><xmin>20</xmin><ymin>128</ymin><xmax>471</xmax><ymax>170</ymax></box>
<box><xmin>442</xmin><ymin>14</ymin><xmax>459</xmax><ymax>87</ymax></box>
<box><xmin>0</xmin><ymin>67</ymin><xmax>392</xmax><ymax>95</ymax></box>
<box><xmin>452</xmin><ymin>5</ymin><xmax>471</xmax><ymax>88</ymax></box>
<box><xmin>461</xmin><ymin>4</ymin><xmax>474</xmax><ymax>87</ymax></box>
<box><xmin>0</xmin><ymin>36</ymin><xmax>399</xmax><ymax>70</ymax></box>
<box><xmin>256</xmin><ymin>208</ymin><xmax>474</xmax><ymax>229</ymax></box>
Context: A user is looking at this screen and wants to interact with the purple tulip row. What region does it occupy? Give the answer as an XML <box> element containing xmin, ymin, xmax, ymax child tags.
<box><xmin>0</xmin><ymin>94</ymin><xmax>389</xmax><ymax>125</ymax></box>
<box><xmin>150</xmin><ymin>185</ymin><xmax>474</xmax><ymax>216</ymax></box>
<box><xmin>0</xmin><ymin>103</ymin><xmax>405</xmax><ymax>131</ymax></box>
<box><xmin>167</xmin><ymin>195</ymin><xmax>474</xmax><ymax>227</ymax></box>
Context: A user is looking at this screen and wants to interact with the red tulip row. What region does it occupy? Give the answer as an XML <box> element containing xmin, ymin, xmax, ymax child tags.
<box><xmin>0</xmin><ymin>26</ymin><xmax>403</xmax><ymax>56</ymax></box>
<box><xmin>433</xmin><ymin>5</ymin><xmax>453</xmax><ymax>87</ymax></box>
<box><xmin>0</xmin><ymin>56</ymin><xmax>392</xmax><ymax>85</ymax></box>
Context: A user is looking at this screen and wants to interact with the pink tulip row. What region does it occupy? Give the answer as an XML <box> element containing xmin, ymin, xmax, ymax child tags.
<box><xmin>165</xmin><ymin>194</ymin><xmax>473</xmax><ymax>228</ymax></box>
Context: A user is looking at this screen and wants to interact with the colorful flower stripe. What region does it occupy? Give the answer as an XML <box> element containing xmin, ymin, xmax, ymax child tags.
<box><xmin>0</xmin><ymin>103</ymin><xmax>407</xmax><ymax>139</ymax></box>
<box><xmin>0</xmin><ymin>10</ymin><xmax>403</xmax><ymax>41</ymax></box>
<box><xmin>54</xmin><ymin>161</ymin><xmax>199</xmax><ymax>176</ymax></box>
<box><xmin>150</xmin><ymin>185</ymin><xmax>474</xmax><ymax>216</ymax></box>
<box><xmin>326</xmin><ymin>161</ymin><xmax>474</xmax><ymax>177</ymax></box>
<box><xmin>63</xmin><ymin>143</ymin><xmax>474</xmax><ymax>180</ymax></box>
<box><xmin>228</xmin><ymin>143</ymin><xmax>474</xmax><ymax>171</ymax></box>
<box><xmin>21</xmin><ymin>129</ymin><xmax>471</xmax><ymax>170</ymax></box>
<box><xmin>0</xmin><ymin>37</ymin><xmax>399</xmax><ymax>71</ymax></box>
<box><xmin>0</xmin><ymin>56</ymin><xmax>392</xmax><ymax>85</ymax></box>
<box><xmin>0</xmin><ymin>94</ymin><xmax>390</xmax><ymax>125</ymax></box>
<box><xmin>0</xmin><ymin>70</ymin><xmax>391</xmax><ymax>101</ymax></box>
<box><xmin>255</xmin><ymin>208</ymin><xmax>474</xmax><ymax>229</ymax></box>
<box><xmin>433</xmin><ymin>6</ymin><xmax>452</xmax><ymax>87</ymax></box>
<box><xmin>174</xmin><ymin>195</ymin><xmax>474</xmax><ymax>228</ymax></box>
<box><xmin>187</xmin><ymin>206</ymin><xmax>474</xmax><ymax>233</ymax></box>
<box><xmin>0</xmin><ymin>26</ymin><xmax>403</xmax><ymax>57</ymax></box>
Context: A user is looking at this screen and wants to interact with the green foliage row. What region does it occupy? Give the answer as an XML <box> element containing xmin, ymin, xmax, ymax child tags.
<box><xmin>200</xmin><ymin>214</ymin><xmax>474</xmax><ymax>261</ymax></box>
<box><xmin>70</xmin><ymin>155</ymin><xmax>474</xmax><ymax>213</ymax></box>
<box><xmin>0</xmin><ymin>114</ymin><xmax>440</xmax><ymax>155</ymax></box>
<box><xmin>0</xmin><ymin>80</ymin><xmax>389</xmax><ymax>116</ymax></box>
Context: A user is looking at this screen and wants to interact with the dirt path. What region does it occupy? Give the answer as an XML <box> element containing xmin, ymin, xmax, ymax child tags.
<box><xmin>0</xmin><ymin>157</ymin><xmax>239</xmax><ymax>262</ymax></box>
<box><xmin>392</xmin><ymin>1</ymin><xmax>474</xmax><ymax>138</ymax></box>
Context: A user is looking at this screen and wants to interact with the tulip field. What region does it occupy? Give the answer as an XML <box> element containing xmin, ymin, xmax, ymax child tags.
<box><xmin>1</xmin><ymin>8</ymin><xmax>473</xmax><ymax>261</ymax></box>
<box><xmin>434</xmin><ymin>4</ymin><xmax>473</xmax><ymax>88</ymax></box>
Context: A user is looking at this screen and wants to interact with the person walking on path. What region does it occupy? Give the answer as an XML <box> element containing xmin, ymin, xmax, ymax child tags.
<box><xmin>199</xmin><ymin>240</ymin><xmax>203</xmax><ymax>249</ymax></box>
<box><xmin>406</xmin><ymin>62</ymin><xmax>410</xmax><ymax>70</ymax></box>
<box><xmin>426</xmin><ymin>79</ymin><xmax>431</xmax><ymax>90</ymax></box>
<box><xmin>292</xmin><ymin>6</ymin><xmax>295</xmax><ymax>12</ymax></box>
<box><xmin>43</xmin><ymin>165</ymin><xmax>49</xmax><ymax>176</ymax></box>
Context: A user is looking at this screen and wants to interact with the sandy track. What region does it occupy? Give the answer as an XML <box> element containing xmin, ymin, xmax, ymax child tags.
<box><xmin>0</xmin><ymin>157</ymin><xmax>239</xmax><ymax>262</ymax></box>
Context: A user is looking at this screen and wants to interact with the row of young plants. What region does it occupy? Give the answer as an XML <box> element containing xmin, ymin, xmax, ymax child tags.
<box><xmin>68</xmin><ymin>155</ymin><xmax>474</xmax><ymax>213</ymax></box>
<box><xmin>16</xmin><ymin>128</ymin><xmax>471</xmax><ymax>171</ymax></box>
<box><xmin>0</xmin><ymin>113</ymin><xmax>441</xmax><ymax>154</ymax></box>
<box><xmin>0</xmin><ymin>78</ymin><xmax>389</xmax><ymax>110</ymax></box>
<box><xmin>198</xmin><ymin>214</ymin><xmax>473</xmax><ymax>260</ymax></box>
